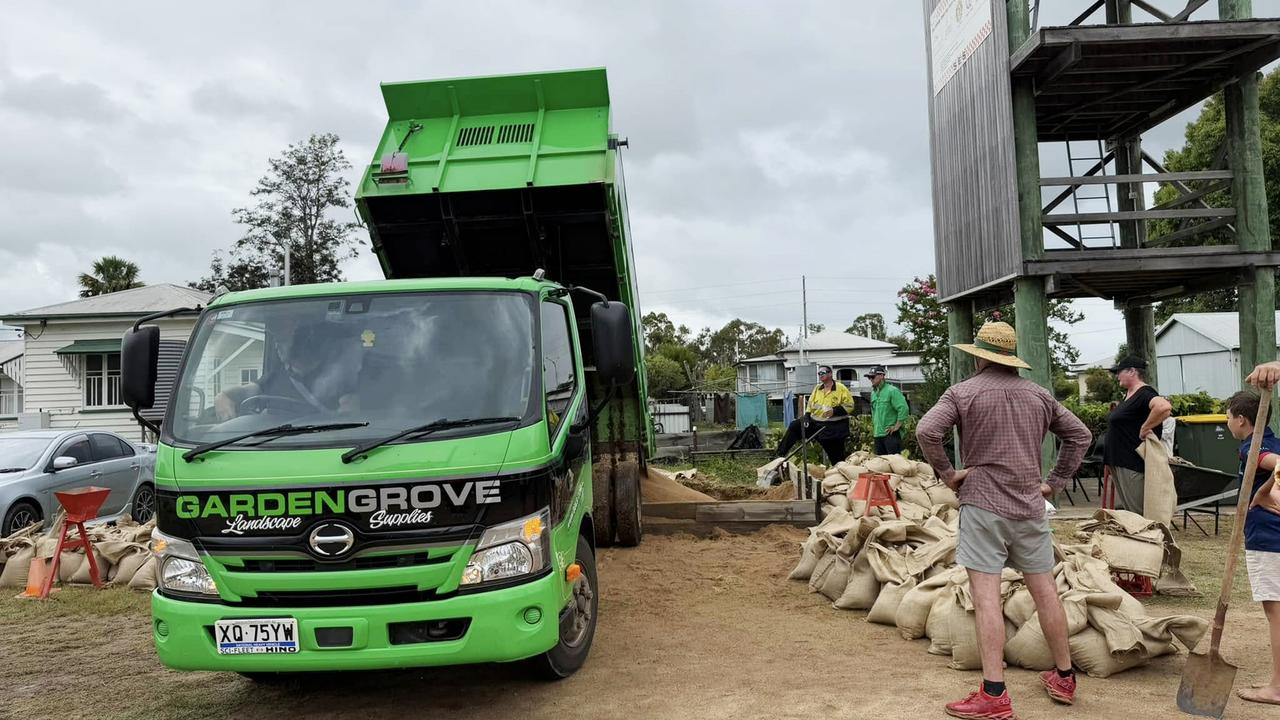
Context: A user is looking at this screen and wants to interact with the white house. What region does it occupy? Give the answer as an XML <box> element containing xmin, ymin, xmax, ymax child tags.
<box><xmin>1155</xmin><ymin>312</ymin><xmax>1280</xmax><ymax>399</ymax></box>
<box><xmin>736</xmin><ymin>330</ymin><xmax>926</xmax><ymax>420</ymax></box>
<box><xmin>0</xmin><ymin>341</ymin><xmax>23</xmax><ymax>420</ymax></box>
<box><xmin>0</xmin><ymin>284</ymin><xmax>212</xmax><ymax>438</ymax></box>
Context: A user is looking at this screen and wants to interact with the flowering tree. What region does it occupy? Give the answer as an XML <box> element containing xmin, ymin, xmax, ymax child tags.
<box><xmin>896</xmin><ymin>274</ymin><xmax>1083</xmax><ymax>396</ymax></box>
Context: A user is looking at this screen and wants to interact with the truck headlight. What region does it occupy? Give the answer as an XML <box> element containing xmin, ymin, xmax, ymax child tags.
<box><xmin>152</xmin><ymin>528</ymin><xmax>218</xmax><ymax>596</ymax></box>
<box><xmin>461</xmin><ymin>509</ymin><xmax>550</xmax><ymax>586</ymax></box>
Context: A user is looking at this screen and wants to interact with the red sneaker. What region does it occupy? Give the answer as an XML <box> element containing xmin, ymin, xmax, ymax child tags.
<box><xmin>1040</xmin><ymin>670</ymin><xmax>1077</xmax><ymax>705</ymax></box>
<box><xmin>944</xmin><ymin>689</ymin><xmax>1017</xmax><ymax>720</ymax></box>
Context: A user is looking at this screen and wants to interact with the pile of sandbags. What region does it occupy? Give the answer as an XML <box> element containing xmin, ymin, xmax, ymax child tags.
<box><xmin>814</xmin><ymin>452</ymin><xmax>958</xmax><ymax>521</ymax></box>
<box><xmin>1073</xmin><ymin>509</ymin><xmax>1198</xmax><ymax>597</ymax></box>
<box><xmin>788</xmin><ymin>454</ymin><xmax>1209</xmax><ymax>679</ymax></box>
<box><xmin>0</xmin><ymin>515</ymin><xmax>157</xmax><ymax>591</ymax></box>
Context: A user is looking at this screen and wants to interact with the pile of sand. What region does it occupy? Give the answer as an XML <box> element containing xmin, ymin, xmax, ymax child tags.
<box><xmin>643</xmin><ymin>468</ymin><xmax>717</xmax><ymax>502</ymax></box>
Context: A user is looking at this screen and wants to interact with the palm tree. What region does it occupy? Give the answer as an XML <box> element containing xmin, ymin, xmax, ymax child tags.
<box><xmin>78</xmin><ymin>256</ymin><xmax>145</xmax><ymax>297</ymax></box>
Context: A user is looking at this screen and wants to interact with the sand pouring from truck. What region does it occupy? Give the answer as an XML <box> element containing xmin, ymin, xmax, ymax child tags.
<box><xmin>117</xmin><ymin>68</ymin><xmax>652</xmax><ymax>679</ymax></box>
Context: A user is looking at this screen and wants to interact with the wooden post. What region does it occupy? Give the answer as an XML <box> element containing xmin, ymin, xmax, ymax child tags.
<box><xmin>1009</xmin><ymin>0</ymin><xmax>1054</xmax><ymax>470</ymax></box>
<box><xmin>947</xmin><ymin>300</ymin><xmax>975</xmax><ymax>385</ymax></box>
<box><xmin>1221</xmin><ymin>0</ymin><xmax>1276</xmax><ymax>428</ymax></box>
<box><xmin>1107</xmin><ymin>0</ymin><xmax>1160</xmax><ymax>388</ymax></box>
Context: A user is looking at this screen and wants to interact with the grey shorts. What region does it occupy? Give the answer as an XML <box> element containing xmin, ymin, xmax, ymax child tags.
<box><xmin>956</xmin><ymin>504</ymin><xmax>1055</xmax><ymax>575</ymax></box>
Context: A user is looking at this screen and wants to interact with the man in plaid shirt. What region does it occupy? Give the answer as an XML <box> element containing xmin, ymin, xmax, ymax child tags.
<box><xmin>916</xmin><ymin>321</ymin><xmax>1092</xmax><ymax>720</ymax></box>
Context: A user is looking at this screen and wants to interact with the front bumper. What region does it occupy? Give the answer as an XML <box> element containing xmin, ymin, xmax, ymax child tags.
<box><xmin>151</xmin><ymin>573</ymin><xmax>562</xmax><ymax>672</ymax></box>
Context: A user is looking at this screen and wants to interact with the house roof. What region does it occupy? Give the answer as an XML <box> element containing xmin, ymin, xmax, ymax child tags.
<box><xmin>780</xmin><ymin>330</ymin><xmax>897</xmax><ymax>353</ymax></box>
<box><xmin>0</xmin><ymin>284</ymin><xmax>211</xmax><ymax>323</ymax></box>
<box><xmin>740</xmin><ymin>354</ymin><xmax>782</xmax><ymax>364</ymax></box>
<box><xmin>1156</xmin><ymin>311</ymin><xmax>1280</xmax><ymax>351</ymax></box>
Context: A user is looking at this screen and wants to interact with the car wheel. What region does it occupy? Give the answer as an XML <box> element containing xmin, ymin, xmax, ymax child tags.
<box><xmin>2</xmin><ymin>501</ymin><xmax>42</xmax><ymax>537</ymax></box>
<box><xmin>130</xmin><ymin>482</ymin><xmax>156</xmax><ymax>524</ymax></box>
<box><xmin>530</xmin><ymin>534</ymin><xmax>598</xmax><ymax>680</ymax></box>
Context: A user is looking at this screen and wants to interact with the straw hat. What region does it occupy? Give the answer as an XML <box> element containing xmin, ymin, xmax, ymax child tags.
<box><xmin>953</xmin><ymin>321</ymin><xmax>1031</xmax><ymax>369</ymax></box>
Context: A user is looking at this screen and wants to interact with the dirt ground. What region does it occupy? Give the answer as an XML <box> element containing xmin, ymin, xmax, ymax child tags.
<box><xmin>1</xmin><ymin>523</ymin><xmax>1277</xmax><ymax>720</ymax></box>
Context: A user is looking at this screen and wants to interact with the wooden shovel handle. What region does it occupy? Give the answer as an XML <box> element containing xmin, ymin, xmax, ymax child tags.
<box><xmin>1209</xmin><ymin>390</ymin><xmax>1271</xmax><ymax>654</ymax></box>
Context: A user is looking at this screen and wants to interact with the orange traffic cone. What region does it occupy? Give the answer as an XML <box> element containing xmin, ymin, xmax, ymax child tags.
<box><xmin>16</xmin><ymin>555</ymin><xmax>50</xmax><ymax>600</ymax></box>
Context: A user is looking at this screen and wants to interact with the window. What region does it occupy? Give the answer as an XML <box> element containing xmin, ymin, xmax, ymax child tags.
<box><xmin>541</xmin><ymin>301</ymin><xmax>576</xmax><ymax>433</ymax></box>
<box><xmin>90</xmin><ymin>433</ymin><xmax>127</xmax><ymax>461</ymax></box>
<box><xmin>56</xmin><ymin>437</ymin><xmax>92</xmax><ymax>465</ymax></box>
<box><xmin>837</xmin><ymin>369</ymin><xmax>855</xmax><ymax>383</ymax></box>
<box><xmin>240</xmin><ymin>368</ymin><xmax>260</xmax><ymax>385</ymax></box>
<box><xmin>84</xmin><ymin>353</ymin><xmax>122</xmax><ymax>408</ymax></box>
<box><xmin>748</xmin><ymin>363</ymin><xmax>782</xmax><ymax>382</ymax></box>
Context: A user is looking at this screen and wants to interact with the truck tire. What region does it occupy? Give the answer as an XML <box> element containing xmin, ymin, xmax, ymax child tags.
<box><xmin>591</xmin><ymin>461</ymin><xmax>614</xmax><ymax>547</ymax></box>
<box><xmin>531</xmin><ymin>534</ymin><xmax>597</xmax><ymax>680</ymax></box>
<box><xmin>612</xmin><ymin>459</ymin><xmax>643</xmax><ymax>547</ymax></box>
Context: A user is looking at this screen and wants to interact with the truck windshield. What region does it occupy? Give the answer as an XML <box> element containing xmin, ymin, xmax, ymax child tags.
<box><xmin>168</xmin><ymin>291</ymin><xmax>536</xmax><ymax>448</ymax></box>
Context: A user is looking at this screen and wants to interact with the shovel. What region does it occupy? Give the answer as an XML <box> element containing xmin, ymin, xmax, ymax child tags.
<box><xmin>1177</xmin><ymin>390</ymin><xmax>1271</xmax><ymax>718</ymax></box>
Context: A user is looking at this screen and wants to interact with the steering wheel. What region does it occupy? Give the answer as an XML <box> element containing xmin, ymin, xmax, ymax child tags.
<box><xmin>239</xmin><ymin>394</ymin><xmax>317</xmax><ymax>415</ymax></box>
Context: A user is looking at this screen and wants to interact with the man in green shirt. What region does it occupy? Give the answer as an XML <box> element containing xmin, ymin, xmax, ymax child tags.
<box><xmin>867</xmin><ymin>365</ymin><xmax>910</xmax><ymax>455</ymax></box>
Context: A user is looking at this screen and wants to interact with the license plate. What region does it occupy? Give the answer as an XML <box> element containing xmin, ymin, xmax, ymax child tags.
<box><xmin>215</xmin><ymin>618</ymin><xmax>300</xmax><ymax>655</ymax></box>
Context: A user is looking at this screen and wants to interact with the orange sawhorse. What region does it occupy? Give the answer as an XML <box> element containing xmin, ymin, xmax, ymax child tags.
<box><xmin>848</xmin><ymin>472</ymin><xmax>900</xmax><ymax>518</ymax></box>
<box><xmin>39</xmin><ymin>486</ymin><xmax>112</xmax><ymax>600</ymax></box>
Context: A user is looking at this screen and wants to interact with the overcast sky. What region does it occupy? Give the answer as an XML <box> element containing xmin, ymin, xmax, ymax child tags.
<box><xmin>2</xmin><ymin>1</ymin><xmax>1277</xmax><ymax>361</ymax></box>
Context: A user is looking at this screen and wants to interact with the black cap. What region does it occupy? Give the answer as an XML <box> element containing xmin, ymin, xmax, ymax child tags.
<box><xmin>1110</xmin><ymin>356</ymin><xmax>1147</xmax><ymax>373</ymax></box>
<box><xmin>864</xmin><ymin>365</ymin><xmax>887</xmax><ymax>378</ymax></box>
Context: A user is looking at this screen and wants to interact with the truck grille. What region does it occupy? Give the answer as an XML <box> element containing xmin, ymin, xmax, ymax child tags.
<box><xmin>232</xmin><ymin>586</ymin><xmax>443</xmax><ymax>608</ymax></box>
<box><xmin>236</xmin><ymin>551</ymin><xmax>451</xmax><ymax>573</ymax></box>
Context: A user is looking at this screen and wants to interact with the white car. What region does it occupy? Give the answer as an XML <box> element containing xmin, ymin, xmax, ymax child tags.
<box><xmin>0</xmin><ymin>429</ymin><xmax>157</xmax><ymax>536</ymax></box>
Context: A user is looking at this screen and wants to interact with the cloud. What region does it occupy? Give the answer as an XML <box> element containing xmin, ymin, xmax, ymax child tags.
<box><xmin>3</xmin><ymin>0</ymin><xmax>1249</xmax><ymax>360</ymax></box>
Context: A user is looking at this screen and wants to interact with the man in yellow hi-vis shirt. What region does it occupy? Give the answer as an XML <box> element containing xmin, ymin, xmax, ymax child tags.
<box><xmin>774</xmin><ymin>365</ymin><xmax>853</xmax><ymax>465</ymax></box>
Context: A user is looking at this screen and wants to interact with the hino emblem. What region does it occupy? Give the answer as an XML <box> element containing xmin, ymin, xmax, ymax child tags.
<box><xmin>308</xmin><ymin>522</ymin><xmax>356</xmax><ymax>558</ymax></box>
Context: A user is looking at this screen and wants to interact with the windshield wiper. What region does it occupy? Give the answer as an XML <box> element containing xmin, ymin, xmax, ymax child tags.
<box><xmin>183</xmin><ymin>422</ymin><xmax>370</xmax><ymax>462</ymax></box>
<box><xmin>341</xmin><ymin>416</ymin><xmax>520</xmax><ymax>464</ymax></box>
<box><xmin>0</xmin><ymin>467</ymin><xmax>26</xmax><ymax>473</ymax></box>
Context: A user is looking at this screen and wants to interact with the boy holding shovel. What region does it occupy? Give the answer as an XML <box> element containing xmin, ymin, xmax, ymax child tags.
<box><xmin>1231</xmin><ymin>362</ymin><xmax>1280</xmax><ymax>706</ymax></box>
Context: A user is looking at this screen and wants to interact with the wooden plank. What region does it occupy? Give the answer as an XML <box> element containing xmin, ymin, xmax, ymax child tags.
<box><xmin>693</xmin><ymin>500</ymin><xmax>815</xmax><ymax>523</ymax></box>
<box><xmin>1130</xmin><ymin>0</ymin><xmax>1172</xmax><ymax>22</ymax></box>
<box><xmin>641</xmin><ymin>502</ymin><xmax>700</xmax><ymax>520</ymax></box>
<box><xmin>1039</xmin><ymin>170</ymin><xmax>1232</xmax><ymax>186</ymax></box>
<box><xmin>1144</xmin><ymin>216</ymin><xmax>1234</xmax><ymax>247</ymax></box>
<box><xmin>1036</xmin><ymin>43</ymin><xmax>1082</xmax><ymax>94</ymax></box>
<box><xmin>1025</xmin><ymin>250</ymin><xmax>1280</xmax><ymax>276</ymax></box>
<box><xmin>1043</xmin><ymin>244</ymin><xmax>1240</xmax><ymax>260</ymax></box>
<box><xmin>1043</xmin><ymin>208</ymin><xmax>1235</xmax><ymax>224</ymax></box>
<box><xmin>1150</xmin><ymin>180</ymin><xmax>1231</xmax><ymax>211</ymax></box>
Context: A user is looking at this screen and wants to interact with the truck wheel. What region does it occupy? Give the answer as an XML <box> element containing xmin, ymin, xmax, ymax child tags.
<box><xmin>591</xmin><ymin>461</ymin><xmax>614</xmax><ymax>547</ymax></box>
<box><xmin>613</xmin><ymin>459</ymin><xmax>643</xmax><ymax>547</ymax></box>
<box><xmin>532</xmin><ymin>534</ymin><xmax>597</xmax><ymax>680</ymax></box>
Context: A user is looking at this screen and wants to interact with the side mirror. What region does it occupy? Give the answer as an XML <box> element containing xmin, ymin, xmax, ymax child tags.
<box><xmin>121</xmin><ymin>325</ymin><xmax>160</xmax><ymax>410</ymax></box>
<box><xmin>51</xmin><ymin>456</ymin><xmax>78</xmax><ymax>471</ymax></box>
<box><xmin>590</xmin><ymin>301</ymin><xmax>635</xmax><ymax>387</ymax></box>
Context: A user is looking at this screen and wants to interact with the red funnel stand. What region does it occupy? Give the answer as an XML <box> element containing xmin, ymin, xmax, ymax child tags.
<box><xmin>39</xmin><ymin>486</ymin><xmax>111</xmax><ymax>599</ymax></box>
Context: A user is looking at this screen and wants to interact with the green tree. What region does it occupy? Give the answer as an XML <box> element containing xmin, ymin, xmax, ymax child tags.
<box><xmin>847</xmin><ymin>312</ymin><xmax>887</xmax><ymax>340</ymax></box>
<box><xmin>78</xmin><ymin>256</ymin><xmax>144</xmax><ymax>297</ymax></box>
<box><xmin>196</xmin><ymin>133</ymin><xmax>362</xmax><ymax>290</ymax></box>
<box><xmin>642</xmin><ymin>312</ymin><xmax>691</xmax><ymax>353</ymax></box>
<box><xmin>1149</xmin><ymin>68</ymin><xmax>1280</xmax><ymax>318</ymax></box>
<box><xmin>895</xmin><ymin>275</ymin><xmax>946</xmax><ymax>366</ymax></box>
<box><xmin>694</xmin><ymin>319</ymin><xmax>786</xmax><ymax>367</ymax></box>
<box><xmin>190</xmin><ymin>252</ymin><xmax>272</xmax><ymax>293</ymax></box>
<box><xmin>646</xmin><ymin>355</ymin><xmax>687</xmax><ymax>399</ymax></box>
<box><xmin>884</xmin><ymin>333</ymin><xmax>910</xmax><ymax>350</ymax></box>
<box><xmin>1084</xmin><ymin>368</ymin><xmax>1122</xmax><ymax>403</ymax></box>
<box><xmin>703</xmin><ymin>364</ymin><xmax>738</xmax><ymax>392</ymax></box>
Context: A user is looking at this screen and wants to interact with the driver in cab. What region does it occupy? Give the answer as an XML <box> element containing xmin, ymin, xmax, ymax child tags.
<box><xmin>214</xmin><ymin>322</ymin><xmax>358</xmax><ymax>421</ymax></box>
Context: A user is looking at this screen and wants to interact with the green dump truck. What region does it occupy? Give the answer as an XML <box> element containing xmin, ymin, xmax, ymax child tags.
<box><xmin>120</xmin><ymin>68</ymin><xmax>652</xmax><ymax>678</ymax></box>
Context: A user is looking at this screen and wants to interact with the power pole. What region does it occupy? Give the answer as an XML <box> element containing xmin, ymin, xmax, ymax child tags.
<box><xmin>283</xmin><ymin>244</ymin><xmax>292</xmax><ymax>286</ymax></box>
<box><xmin>800</xmin><ymin>275</ymin><xmax>808</xmax><ymax>365</ymax></box>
